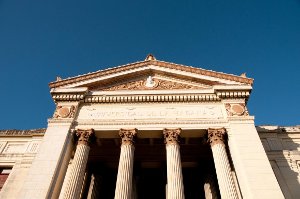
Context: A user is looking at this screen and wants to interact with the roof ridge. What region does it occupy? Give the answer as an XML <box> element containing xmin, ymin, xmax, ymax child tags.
<box><xmin>49</xmin><ymin>59</ymin><xmax>253</xmax><ymax>88</ymax></box>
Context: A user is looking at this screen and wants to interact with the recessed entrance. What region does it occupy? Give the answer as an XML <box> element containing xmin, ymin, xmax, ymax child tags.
<box><xmin>82</xmin><ymin>135</ymin><xmax>219</xmax><ymax>198</ymax></box>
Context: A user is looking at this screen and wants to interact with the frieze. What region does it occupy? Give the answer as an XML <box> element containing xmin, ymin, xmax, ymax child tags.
<box><xmin>72</xmin><ymin>119</ymin><xmax>228</xmax><ymax>127</ymax></box>
<box><xmin>53</xmin><ymin>105</ymin><xmax>77</xmax><ymax>118</ymax></box>
<box><xmin>225</xmin><ymin>103</ymin><xmax>249</xmax><ymax>116</ymax></box>
<box><xmin>78</xmin><ymin>104</ymin><xmax>224</xmax><ymax>120</ymax></box>
<box><xmin>0</xmin><ymin>129</ymin><xmax>46</xmax><ymax>136</ymax></box>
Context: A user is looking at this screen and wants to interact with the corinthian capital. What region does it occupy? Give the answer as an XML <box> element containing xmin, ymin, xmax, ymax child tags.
<box><xmin>119</xmin><ymin>129</ymin><xmax>137</xmax><ymax>145</ymax></box>
<box><xmin>207</xmin><ymin>128</ymin><xmax>226</xmax><ymax>147</ymax></box>
<box><xmin>76</xmin><ymin>129</ymin><xmax>95</xmax><ymax>146</ymax></box>
<box><xmin>163</xmin><ymin>128</ymin><xmax>181</xmax><ymax>145</ymax></box>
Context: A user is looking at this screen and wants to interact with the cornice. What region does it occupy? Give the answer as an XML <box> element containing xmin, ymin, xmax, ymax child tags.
<box><xmin>256</xmin><ymin>126</ymin><xmax>300</xmax><ymax>133</ymax></box>
<box><xmin>84</xmin><ymin>93</ymin><xmax>220</xmax><ymax>103</ymax></box>
<box><xmin>52</xmin><ymin>94</ymin><xmax>85</xmax><ymax>102</ymax></box>
<box><xmin>216</xmin><ymin>90</ymin><xmax>250</xmax><ymax>99</ymax></box>
<box><xmin>0</xmin><ymin>129</ymin><xmax>46</xmax><ymax>137</ymax></box>
<box><xmin>49</xmin><ymin>60</ymin><xmax>253</xmax><ymax>88</ymax></box>
<box><xmin>50</xmin><ymin>86</ymin><xmax>251</xmax><ymax>103</ymax></box>
<box><xmin>50</xmin><ymin>87</ymin><xmax>88</xmax><ymax>102</ymax></box>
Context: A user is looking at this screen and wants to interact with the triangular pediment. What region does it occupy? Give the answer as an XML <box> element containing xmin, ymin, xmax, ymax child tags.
<box><xmin>49</xmin><ymin>56</ymin><xmax>253</xmax><ymax>91</ymax></box>
<box><xmin>91</xmin><ymin>75</ymin><xmax>211</xmax><ymax>91</ymax></box>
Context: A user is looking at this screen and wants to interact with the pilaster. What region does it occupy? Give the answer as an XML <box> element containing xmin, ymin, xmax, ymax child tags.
<box><xmin>227</xmin><ymin>119</ymin><xmax>285</xmax><ymax>198</ymax></box>
<box><xmin>18</xmin><ymin>100</ymin><xmax>82</xmax><ymax>199</ymax></box>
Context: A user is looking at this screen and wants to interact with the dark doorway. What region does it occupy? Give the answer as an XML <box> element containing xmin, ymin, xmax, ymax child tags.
<box><xmin>183</xmin><ymin>167</ymin><xmax>205</xmax><ymax>199</ymax></box>
<box><xmin>136</xmin><ymin>167</ymin><xmax>166</xmax><ymax>199</ymax></box>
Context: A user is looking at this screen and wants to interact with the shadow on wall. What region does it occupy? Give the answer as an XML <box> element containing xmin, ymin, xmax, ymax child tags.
<box><xmin>257</xmin><ymin>126</ymin><xmax>300</xmax><ymax>199</ymax></box>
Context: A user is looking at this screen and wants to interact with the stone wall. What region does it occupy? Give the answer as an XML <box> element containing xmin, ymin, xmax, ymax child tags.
<box><xmin>257</xmin><ymin>126</ymin><xmax>300</xmax><ymax>199</ymax></box>
<box><xmin>0</xmin><ymin>129</ymin><xmax>45</xmax><ymax>198</ymax></box>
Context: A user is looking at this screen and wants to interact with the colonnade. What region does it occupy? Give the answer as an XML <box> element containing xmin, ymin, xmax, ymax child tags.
<box><xmin>60</xmin><ymin>128</ymin><xmax>238</xmax><ymax>199</ymax></box>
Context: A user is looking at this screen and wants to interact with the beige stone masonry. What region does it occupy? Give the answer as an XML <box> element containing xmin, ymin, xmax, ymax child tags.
<box><xmin>227</xmin><ymin>121</ymin><xmax>284</xmax><ymax>199</ymax></box>
<box><xmin>18</xmin><ymin>124</ymin><xmax>74</xmax><ymax>199</ymax></box>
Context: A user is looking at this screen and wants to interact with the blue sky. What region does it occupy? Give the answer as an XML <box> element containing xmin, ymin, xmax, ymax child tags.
<box><xmin>0</xmin><ymin>0</ymin><xmax>299</xmax><ymax>129</ymax></box>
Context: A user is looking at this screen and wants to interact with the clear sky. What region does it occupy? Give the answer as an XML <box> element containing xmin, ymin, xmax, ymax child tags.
<box><xmin>0</xmin><ymin>0</ymin><xmax>299</xmax><ymax>129</ymax></box>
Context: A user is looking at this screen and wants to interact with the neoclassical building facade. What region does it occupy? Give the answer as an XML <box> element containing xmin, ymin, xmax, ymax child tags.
<box><xmin>0</xmin><ymin>55</ymin><xmax>299</xmax><ymax>198</ymax></box>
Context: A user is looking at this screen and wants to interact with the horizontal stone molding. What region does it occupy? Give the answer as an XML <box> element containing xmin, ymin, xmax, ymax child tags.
<box><xmin>78</xmin><ymin>104</ymin><xmax>225</xmax><ymax>122</ymax></box>
<box><xmin>217</xmin><ymin>91</ymin><xmax>250</xmax><ymax>98</ymax></box>
<box><xmin>84</xmin><ymin>94</ymin><xmax>220</xmax><ymax>103</ymax></box>
<box><xmin>51</xmin><ymin>91</ymin><xmax>250</xmax><ymax>103</ymax></box>
<box><xmin>0</xmin><ymin>129</ymin><xmax>46</xmax><ymax>137</ymax></box>
<box><xmin>52</xmin><ymin>94</ymin><xmax>85</xmax><ymax>102</ymax></box>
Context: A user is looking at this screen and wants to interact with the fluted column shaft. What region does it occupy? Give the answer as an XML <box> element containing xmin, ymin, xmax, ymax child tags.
<box><xmin>62</xmin><ymin>129</ymin><xmax>94</xmax><ymax>199</ymax></box>
<box><xmin>164</xmin><ymin>128</ymin><xmax>185</xmax><ymax>199</ymax></box>
<box><xmin>114</xmin><ymin>129</ymin><xmax>137</xmax><ymax>199</ymax></box>
<box><xmin>208</xmin><ymin>128</ymin><xmax>238</xmax><ymax>199</ymax></box>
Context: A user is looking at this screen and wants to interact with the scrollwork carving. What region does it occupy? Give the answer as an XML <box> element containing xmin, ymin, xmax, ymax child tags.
<box><xmin>119</xmin><ymin>128</ymin><xmax>137</xmax><ymax>145</ymax></box>
<box><xmin>207</xmin><ymin>128</ymin><xmax>226</xmax><ymax>146</ymax></box>
<box><xmin>76</xmin><ymin>129</ymin><xmax>95</xmax><ymax>146</ymax></box>
<box><xmin>102</xmin><ymin>78</ymin><xmax>197</xmax><ymax>91</ymax></box>
<box><xmin>53</xmin><ymin>105</ymin><xmax>77</xmax><ymax>118</ymax></box>
<box><xmin>163</xmin><ymin>128</ymin><xmax>181</xmax><ymax>145</ymax></box>
<box><xmin>225</xmin><ymin>103</ymin><xmax>249</xmax><ymax>116</ymax></box>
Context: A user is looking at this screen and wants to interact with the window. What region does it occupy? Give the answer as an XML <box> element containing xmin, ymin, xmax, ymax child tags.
<box><xmin>0</xmin><ymin>168</ymin><xmax>12</xmax><ymax>191</ymax></box>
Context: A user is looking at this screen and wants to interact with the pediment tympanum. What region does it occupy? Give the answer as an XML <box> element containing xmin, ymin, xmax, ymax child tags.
<box><xmin>91</xmin><ymin>76</ymin><xmax>209</xmax><ymax>91</ymax></box>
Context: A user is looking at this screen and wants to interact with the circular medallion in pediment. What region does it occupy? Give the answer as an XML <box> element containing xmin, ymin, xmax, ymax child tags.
<box><xmin>58</xmin><ymin>107</ymin><xmax>70</xmax><ymax>118</ymax></box>
<box><xmin>231</xmin><ymin>104</ymin><xmax>245</xmax><ymax>115</ymax></box>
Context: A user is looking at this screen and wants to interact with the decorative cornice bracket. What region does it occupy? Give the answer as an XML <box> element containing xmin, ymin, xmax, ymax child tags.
<box><xmin>50</xmin><ymin>87</ymin><xmax>88</xmax><ymax>102</ymax></box>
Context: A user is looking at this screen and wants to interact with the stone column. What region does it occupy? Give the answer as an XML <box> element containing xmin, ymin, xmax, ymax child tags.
<box><xmin>87</xmin><ymin>174</ymin><xmax>100</xmax><ymax>199</ymax></box>
<box><xmin>62</xmin><ymin>129</ymin><xmax>94</xmax><ymax>199</ymax></box>
<box><xmin>207</xmin><ymin>128</ymin><xmax>238</xmax><ymax>199</ymax></box>
<box><xmin>114</xmin><ymin>129</ymin><xmax>137</xmax><ymax>199</ymax></box>
<box><xmin>163</xmin><ymin>128</ymin><xmax>185</xmax><ymax>199</ymax></box>
<box><xmin>203</xmin><ymin>174</ymin><xmax>219</xmax><ymax>199</ymax></box>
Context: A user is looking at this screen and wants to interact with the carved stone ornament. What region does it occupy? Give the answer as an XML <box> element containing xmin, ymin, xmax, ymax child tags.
<box><xmin>102</xmin><ymin>78</ymin><xmax>198</xmax><ymax>91</ymax></box>
<box><xmin>76</xmin><ymin>129</ymin><xmax>95</xmax><ymax>146</ymax></box>
<box><xmin>49</xmin><ymin>60</ymin><xmax>253</xmax><ymax>89</ymax></box>
<box><xmin>225</xmin><ymin>103</ymin><xmax>249</xmax><ymax>116</ymax></box>
<box><xmin>163</xmin><ymin>128</ymin><xmax>181</xmax><ymax>145</ymax></box>
<box><xmin>207</xmin><ymin>128</ymin><xmax>226</xmax><ymax>146</ymax></box>
<box><xmin>53</xmin><ymin>105</ymin><xmax>77</xmax><ymax>118</ymax></box>
<box><xmin>119</xmin><ymin>129</ymin><xmax>137</xmax><ymax>145</ymax></box>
